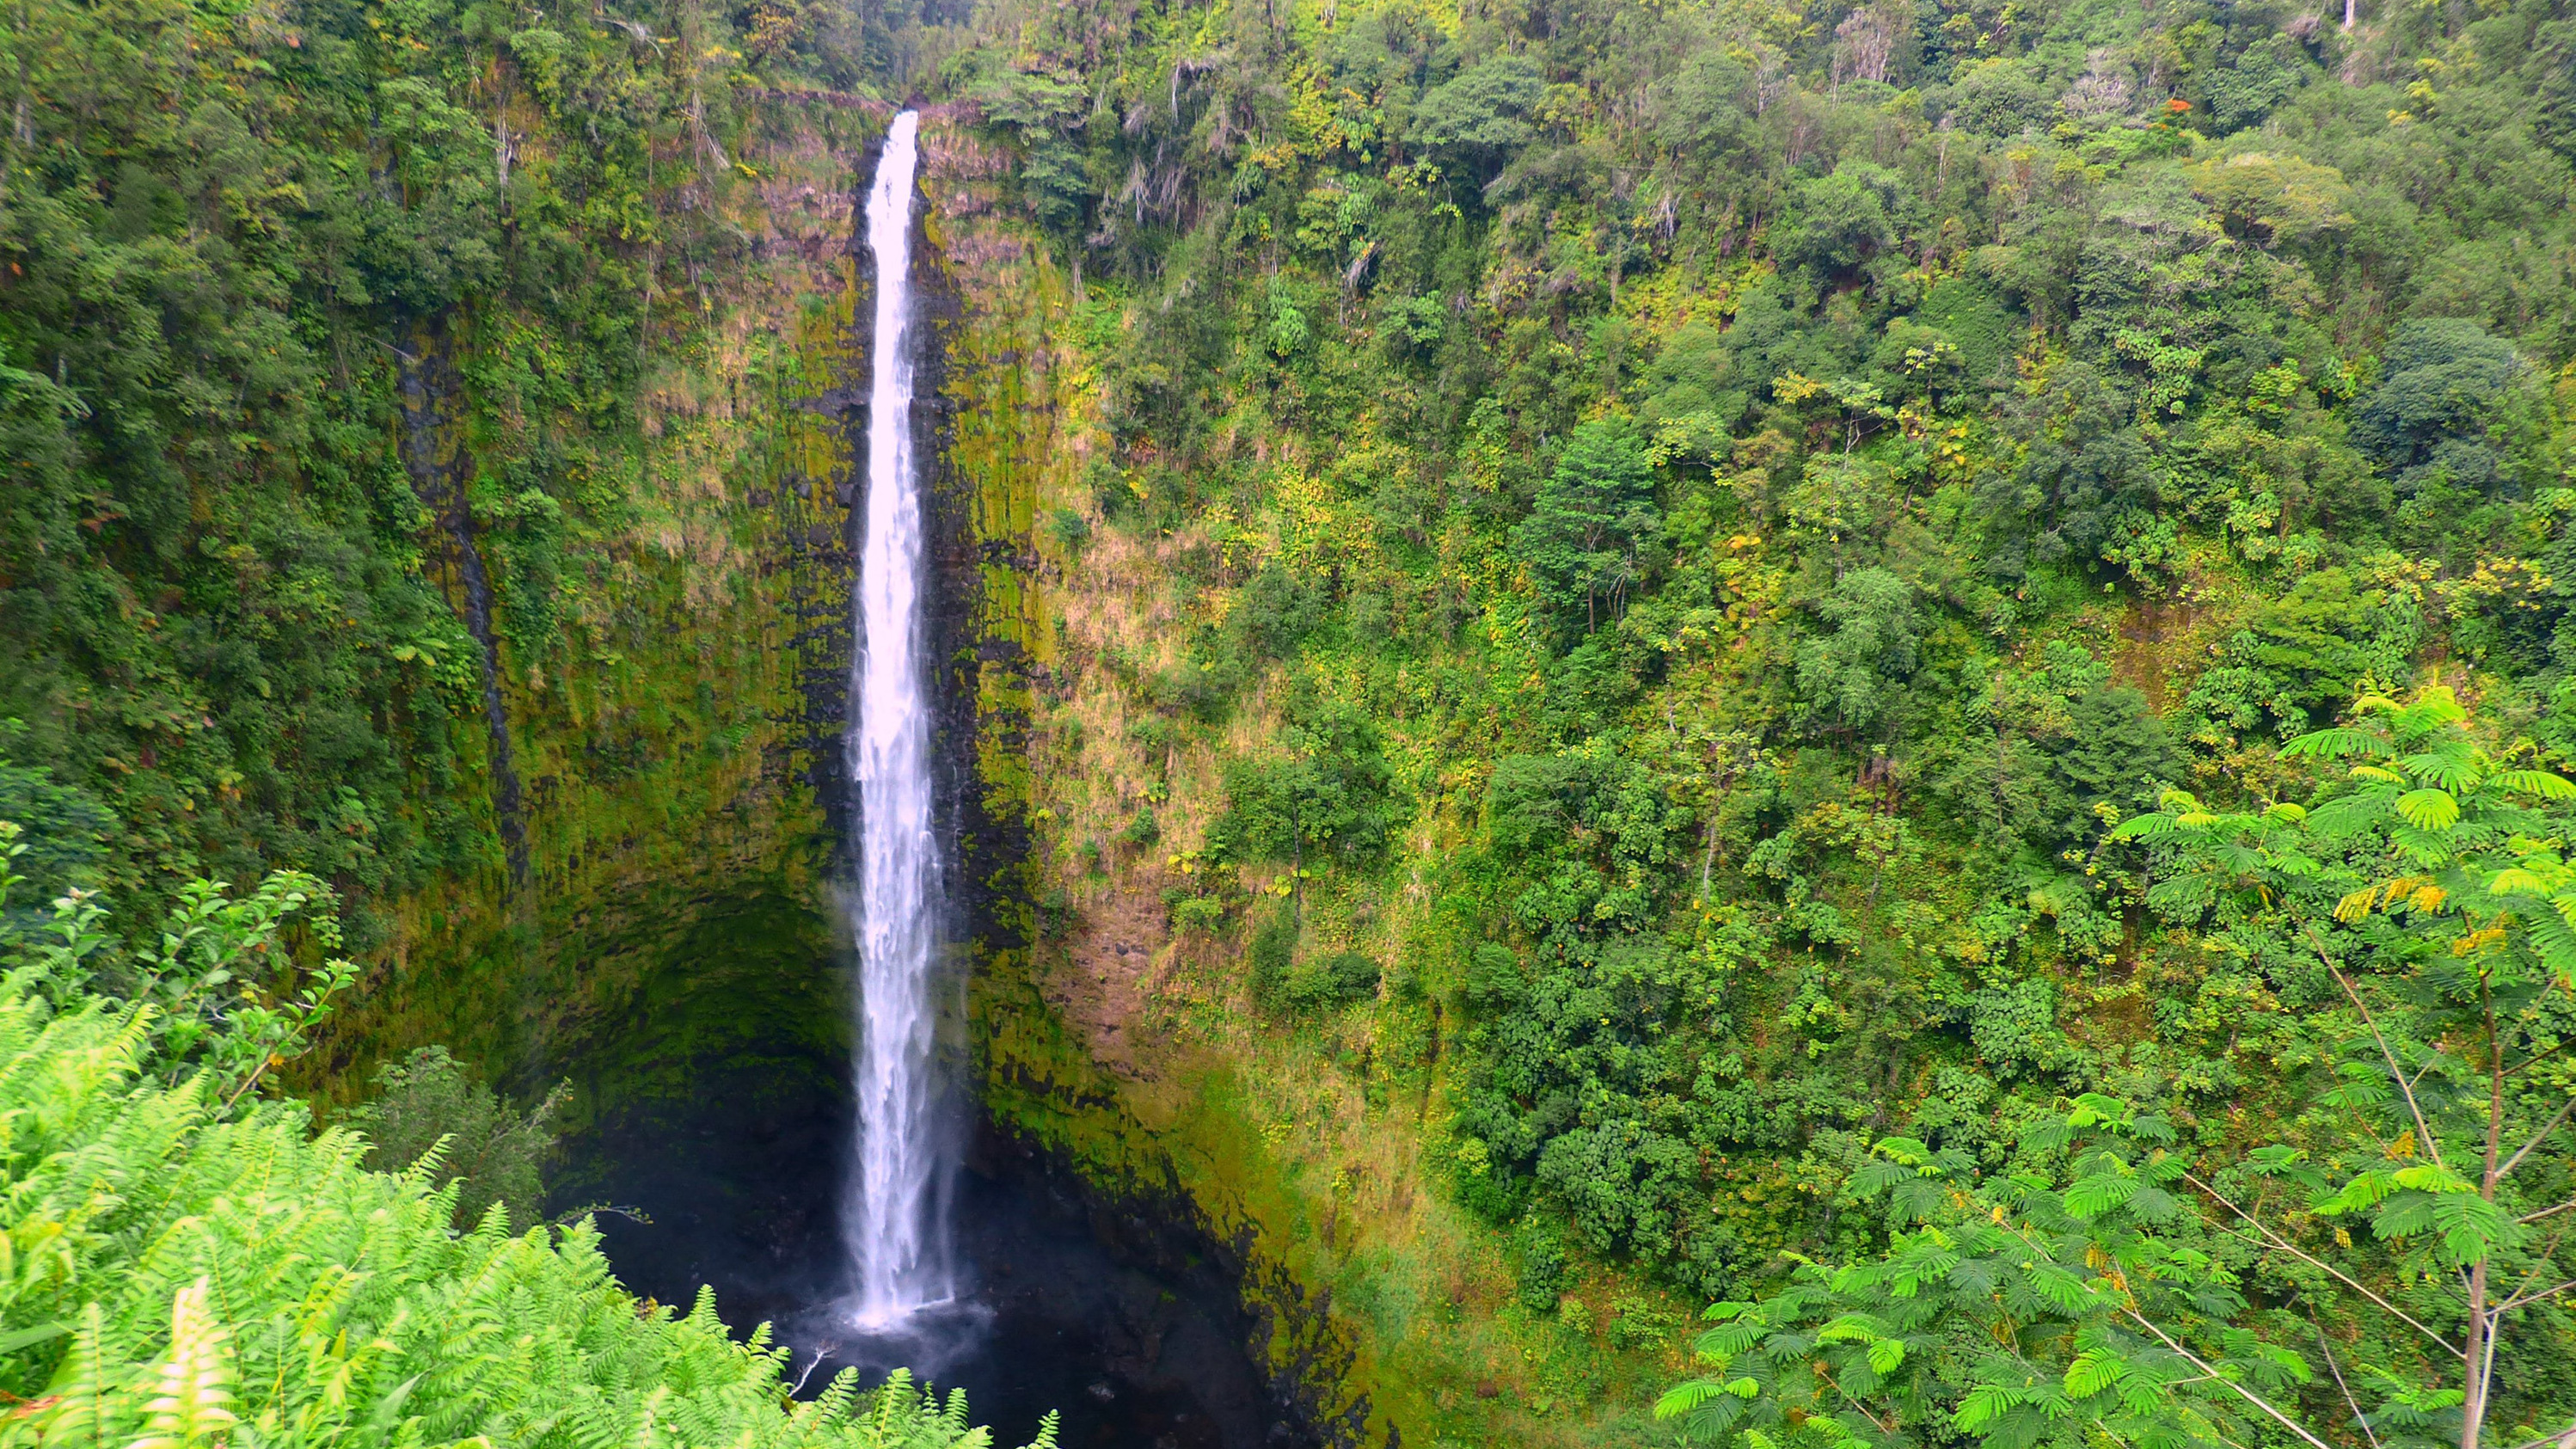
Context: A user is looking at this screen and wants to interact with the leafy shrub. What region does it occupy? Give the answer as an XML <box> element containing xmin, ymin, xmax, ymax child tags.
<box><xmin>348</xmin><ymin>1046</ymin><xmax>567</xmax><ymax>1232</ymax></box>
<box><xmin>2199</xmin><ymin>33</ymin><xmax>2308</xmax><ymax>132</ymax></box>
<box><xmin>1045</xmin><ymin>507</ymin><xmax>1090</xmax><ymax>551</ymax></box>
<box><xmin>1154</xmin><ymin>650</ymin><xmax>1241</xmax><ymax>723</ymax></box>
<box><xmin>1605</xmin><ymin>1295</ymin><xmax>1687</xmax><ymax>1350</ymax></box>
<box><xmin>1229</xmin><ymin>561</ymin><xmax>1330</xmax><ymax>662</ymax></box>
<box><xmin>2352</xmin><ymin>317</ymin><xmax>2541</xmax><ymax>501</ymax></box>
<box><xmin>1169</xmin><ymin>894</ymin><xmax>1229</xmax><ymax>935</ymax></box>
<box><xmin>1792</xmin><ymin>568</ymin><xmax>1922</xmax><ymax>734</ymax></box>
<box><xmin>1287</xmin><ymin>949</ymin><xmax>1381</xmax><ymax>1010</ymax></box>
<box><xmin>2182</xmin><ymin>568</ymin><xmax>2422</xmax><ymax>740</ymax></box>
<box><xmin>1247</xmin><ymin>906</ymin><xmax>1297</xmax><ymax>1009</ymax></box>
<box><xmin>1129</xmin><ymin>714</ymin><xmax>1176</xmax><ymax>759</ymax></box>
<box><xmin>1513</xmin><ymin>419</ymin><xmax>1662</xmax><ymax>639</ymax></box>
<box><xmin>1947</xmin><ymin>58</ymin><xmax>2053</xmax><ymax>136</ymax></box>
<box><xmin>1463</xmin><ymin>942</ymin><xmax>1527</xmax><ymax>1010</ymax></box>
<box><xmin>1210</xmin><ymin>697</ymin><xmax>1397</xmax><ymax>868</ymax></box>
<box><xmin>1410</xmin><ymin>56</ymin><xmax>1546</xmax><ymax>185</ymax></box>
<box><xmin>1911</xmin><ymin>277</ymin><xmax>2016</xmax><ymax>384</ymax></box>
<box><xmin>1116</xmin><ymin>807</ymin><xmax>1161</xmax><ymax>847</ymax></box>
<box><xmin>0</xmin><ymin>723</ymin><xmax>113</xmax><ymax>941</ymax></box>
<box><xmin>1966</xmin><ymin>977</ymin><xmax>2077</xmax><ymax>1080</ymax></box>
<box><xmin>1514</xmin><ymin>1223</ymin><xmax>1568</xmax><ymax>1311</ymax></box>
<box><xmin>1771</xmin><ymin>163</ymin><xmax>1905</xmax><ymax>279</ymax></box>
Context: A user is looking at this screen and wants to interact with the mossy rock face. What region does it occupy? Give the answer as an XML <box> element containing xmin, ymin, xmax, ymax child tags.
<box><xmin>324</xmin><ymin>104</ymin><xmax>1398</xmax><ymax>1446</ymax></box>
<box><xmin>313</xmin><ymin>111</ymin><xmax>876</xmax><ymax>1169</ymax></box>
<box><xmin>917</xmin><ymin>126</ymin><xmax>1403</xmax><ymax>1449</ymax></box>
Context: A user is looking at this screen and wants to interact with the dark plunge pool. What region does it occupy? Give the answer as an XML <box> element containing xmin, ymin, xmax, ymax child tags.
<box><xmin>542</xmin><ymin>894</ymin><xmax>1310</xmax><ymax>1449</ymax></box>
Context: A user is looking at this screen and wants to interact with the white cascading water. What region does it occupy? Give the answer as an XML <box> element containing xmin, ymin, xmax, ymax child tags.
<box><xmin>844</xmin><ymin>110</ymin><xmax>950</xmax><ymax>1329</ymax></box>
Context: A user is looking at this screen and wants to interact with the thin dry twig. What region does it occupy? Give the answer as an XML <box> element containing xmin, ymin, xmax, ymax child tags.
<box><xmin>2120</xmin><ymin>1310</ymin><xmax>2336</xmax><ymax>1449</ymax></box>
<box><xmin>2306</xmin><ymin>1307</ymin><xmax>2383</xmax><ymax>1449</ymax></box>
<box><xmin>2187</xmin><ymin>1171</ymin><xmax>2463</xmax><ymax>1358</ymax></box>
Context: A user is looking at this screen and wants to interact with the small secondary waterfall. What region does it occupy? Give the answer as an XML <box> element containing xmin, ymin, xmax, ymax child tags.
<box><xmin>843</xmin><ymin>110</ymin><xmax>951</xmax><ymax>1328</ymax></box>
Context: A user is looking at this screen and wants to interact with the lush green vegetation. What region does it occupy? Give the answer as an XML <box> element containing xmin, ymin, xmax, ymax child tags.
<box><xmin>1659</xmin><ymin>690</ymin><xmax>2576</xmax><ymax>1444</ymax></box>
<box><xmin>14</xmin><ymin>0</ymin><xmax>2576</xmax><ymax>1432</ymax></box>
<box><xmin>0</xmin><ymin>821</ymin><xmax>1050</xmax><ymax>1449</ymax></box>
<box><xmin>938</xmin><ymin>0</ymin><xmax>2576</xmax><ymax>1435</ymax></box>
<box><xmin>0</xmin><ymin>0</ymin><xmax>887</xmax><ymax>937</ymax></box>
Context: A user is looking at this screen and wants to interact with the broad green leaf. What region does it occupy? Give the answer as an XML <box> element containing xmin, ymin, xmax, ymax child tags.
<box><xmin>2021</xmin><ymin>1262</ymin><xmax>2094</xmax><ymax>1313</ymax></box>
<box><xmin>2064</xmin><ymin>1172</ymin><xmax>2141</xmax><ymax>1220</ymax></box>
<box><xmin>0</xmin><ymin>1320</ymin><xmax>68</xmax><ymax>1354</ymax></box>
<box><xmin>2395</xmin><ymin>789</ymin><xmax>2461</xmax><ymax>832</ymax></box>
<box><xmin>2389</xmin><ymin>1163</ymin><xmax>2474</xmax><ymax>1194</ymax></box>
<box><xmin>2315</xmin><ymin>1170</ymin><xmax>2396</xmax><ymax>1216</ymax></box>
<box><xmin>1653</xmin><ymin>1379</ymin><xmax>1727</xmax><ymax>1418</ymax></box>
<box><xmin>2063</xmin><ymin>1348</ymin><xmax>2125</xmax><ymax>1397</ymax></box>
<box><xmin>2282</xmin><ymin>727</ymin><xmax>2395</xmax><ymax>760</ymax></box>
<box><xmin>1953</xmin><ymin>1384</ymin><xmax>2029</xmax><ymax>1433</ymax></box>
<box><xmin>2490</xmin><ymin>768</ymin><xmax>2576</xmax><ymax>800</ymax></box>
<box><xmin>1815</xmin><ymin>1315</ymin><xmax>1888</xmax><ymax>1345</ymax></box>
<box><xmin>1869</xmin><ymin>1135</ymin><xmax>1935</xmax><ymax>1165</ymax></box>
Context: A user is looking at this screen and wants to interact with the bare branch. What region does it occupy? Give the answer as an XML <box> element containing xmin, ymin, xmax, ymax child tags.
<box><xmin>787</xmin><ymin>1347</ymin><xmax>834</xmax><ymax>1397</ymax></box>
<box><xmin>1831</xmin><ymin>1378</ymin><xmax>1893</xmax><ymax>1435</ymax></box>
<box><xmin>2482</xmin><ymin>1420</ymin><xmax>2576</xmax><ymax>1449</ymax></box>
<box><xmin>2503</xmin><ymin>1225</ymin><xmax>2573</xmax><ymax>1307</ymax></box>
<box><xmin>2307</xmin><ymin>1309</ymin><xmax>2383</xmax><ymax>1449</ymax></box>
<box><xmin>2495</xmin><ymin>1277</ymin><xmax>2576</xmax><ymax>1314</ymax></box>
<box><xmin>2520</xmin><ymin>1198</ymin><xmax>2576</xmax><ymax>1226</ymax></box>
<box><xmin>2497</xmin><ymin>1096</ymin><xmax>2576</xmax><ymax>1182</ymax></box>
<box><xmin>2187</xmin><ymin>1172</ymin><xmax>2465</xmax><ymax>1358</ymax></box>
<box><xmin>2314</xmin><ymin>945</ymin><xmax>2444</xmax><ymax>1171</ymax></box>
<box><xmin>2120</xmin><ymin>1309</ymin><xmax>2337</xmax><ymax>1449</ymax></box>
<box><xmin>2499</xmin><ymin>1034</ymin><xmax>2575</xmax><ymax>1079</ymax></box>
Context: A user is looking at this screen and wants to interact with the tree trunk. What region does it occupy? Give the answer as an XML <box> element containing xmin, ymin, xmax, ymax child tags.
<box><xmin>2461</xmin><ymin>1256</ymin><xmax>2488</xmax><ymax>1449</ymax></box>
<box><xmin>2464</xmin><ymin>990</ymin><xmax>2505</xmax><ymax>1449</ymax></box>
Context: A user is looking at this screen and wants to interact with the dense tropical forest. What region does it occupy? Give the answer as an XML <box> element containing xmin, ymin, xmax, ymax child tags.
<box><xmin>6</xmin><ymin>0</ymin><xmax>2576</xmax><ymax>1434</ymax></box>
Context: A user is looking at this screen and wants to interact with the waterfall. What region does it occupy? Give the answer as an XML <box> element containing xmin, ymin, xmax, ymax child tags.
<box><xmin>843</xmin><ymin>110</ymin><xmax>951</xmax><ymax>1329</ymax></box>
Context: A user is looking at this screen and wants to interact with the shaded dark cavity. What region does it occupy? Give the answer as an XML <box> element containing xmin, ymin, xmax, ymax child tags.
<box><xmin>569</xmin><ymin>1068</ymin><xmax>1307</xmax><ymax>1449</ymax></box>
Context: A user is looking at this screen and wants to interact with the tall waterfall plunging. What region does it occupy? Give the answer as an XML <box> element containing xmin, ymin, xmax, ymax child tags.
<box><xmin>843</xmin><ymin>110</ymin><xmax>952</xmax><ymax>1329</ymax></box>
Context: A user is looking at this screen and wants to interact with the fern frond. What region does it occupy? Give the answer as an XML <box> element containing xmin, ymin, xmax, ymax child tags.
<box><xmin>131</xmin><ymin>1278</ymin><xmax>240</xmax><ymax>1449</ymax></box>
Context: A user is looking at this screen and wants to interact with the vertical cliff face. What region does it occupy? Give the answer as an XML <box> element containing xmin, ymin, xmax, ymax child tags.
<box><xmin>912</xmin><ymin>100</ymin><xmax>1677</xmax><ymax>1446</ymax></box>
<box><xmin>322</xmin><ymin>103</ymin><xmax>884</xmax><ymax>1186</ymax></box>
<box><xmin>910</xmin><ymin>114</ymin><xmax>1410</xmax><ymax>1449</ymax></box>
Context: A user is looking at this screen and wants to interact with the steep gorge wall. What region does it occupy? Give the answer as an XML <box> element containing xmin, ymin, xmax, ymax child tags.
<box><xmin>913</xmin><ymin>115</ymin><xmax>1661</xmax><ymax>1449</ymax></box>
<box><xmin>322</xmin><ymin>103</ymin><xmax>885</xmax><ymax>1166</ymax></box>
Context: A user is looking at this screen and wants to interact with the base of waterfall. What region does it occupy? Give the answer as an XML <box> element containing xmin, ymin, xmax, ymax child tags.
<box><xmin>788</xmin><ymin>1295</ymin><xmax>997</xmax><ymax>1385</ymax></box>
<box><xmin>584</xmin><ymin>1072</ymin><xmax>1314</xmax><ymax>1449</ymax></box>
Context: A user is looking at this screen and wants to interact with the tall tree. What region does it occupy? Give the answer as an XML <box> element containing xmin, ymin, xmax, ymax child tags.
<box><xmin>1515</xmin><ymin>419</ymin><xmax>1661</xmax><ymax>636</ymax></box>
